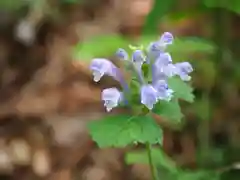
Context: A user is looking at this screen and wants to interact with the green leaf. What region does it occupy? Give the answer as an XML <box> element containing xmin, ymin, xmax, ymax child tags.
<box><xmin>88</xmin><ymin>114</ymin><xmax>163</xmax><ymax>148</ymax></box>
<box><xmin>73</xmin><ymin>35</ymin><xmax>129</xmax><ymax>61</ymax></box>
<box><xmin>153</xmin><ymin>99</ymin><xmax>183</xmax><ymax>123</ymax></box>
<box><xmin>125</xmin><ymin>148</ymin><xmax>177</xmax><ymax>172</ymax></box>
<box><xmin>168</xmin><ymin>77</ymin><xmax>195</xmax><ymax>103</ymax></box>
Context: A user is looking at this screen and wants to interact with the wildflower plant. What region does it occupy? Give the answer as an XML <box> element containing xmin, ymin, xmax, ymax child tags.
<box><xmin>88</xmin><ymin>32</ymin><xmax>195</xmax><ymax>180</ymax></box>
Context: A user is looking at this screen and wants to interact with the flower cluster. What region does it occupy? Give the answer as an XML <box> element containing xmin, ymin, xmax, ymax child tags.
<box><xmin>90</xmin><ymin>32</ymin><xmax>193</xmax><ymax>112</ymax></box>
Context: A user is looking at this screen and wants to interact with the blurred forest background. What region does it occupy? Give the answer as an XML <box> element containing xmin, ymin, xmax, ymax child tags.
<box><xmin>0</xmin><ymin>0</ymin><xmax>239</xmax><ymax>180</ymax></box>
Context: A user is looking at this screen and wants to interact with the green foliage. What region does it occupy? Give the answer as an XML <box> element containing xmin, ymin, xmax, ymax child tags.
<box><xmin>153</xmin><ymin>99</ymin><xmax>183</xmax><ymax>123</ymax></box>
<box><xmin>202</xmin><ymin>0</ymin><xmax>240</xmax><ymax>14</ymax></box>
<box><xmin>125</xmin><ymin>148</ymin><xmax>177</xmax><ymax>173</ymax></box>
<box><xmin>168</xmin><ymin>77</ymin><xmax>195</xmax><ymax>103</ymax></box>
<box><xmin>88</xmin><ymin>114</ymin><xmax>163</xmax><ymax>148</ymax></box>
<box><xmin>73</xmin><ymin>35</ymin><xmax>130</xmax><ymax>61</ymax></box>
<box><xmin>152</xmin><ymin>77</ymin><xmax>194</xmax><ymax>123</ymax></box>
<box><xmin>168</xmin><ymin>38</ymin><xmax>215</xmax><ymax>55</ymax></box>
<box><xmin>125</xmin><ymin>149</ymin><xmax>221</xmax><ymax>180</ymax></box>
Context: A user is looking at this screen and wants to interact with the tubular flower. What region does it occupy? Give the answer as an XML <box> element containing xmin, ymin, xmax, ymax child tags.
<box><xmin>132</xmin><ymin>50</ymin><xmax>145</xmax><ymax>66</ymax></box>
<box><xmin>174</xmin><ymin>62</ymin><xmax>193</xmax><ymax>81</ymax></box>
<box><xmin>140</xmin><ymin>85</ymin><xmax>158</xmax><ymax>110</ymax></box>
<box><xmin>152</xmin><ymin>53</ymin><xmax>176</xmax><ymax>83</ymax></box>
<box><xmin>159</xmin><ymin>32</ymin><xmax>174</xmax><ymax>45</ymax></box>
<box><xmin>90</xmin><ymin>58</ymin><xmax>116</xmax><ymax>82</ymax></box>
<box><xmin>90</xmin><ymin>58</ymin><xmax>129</xmax><ymax>91</ymax></box>
<box><xmin>90</xmin><ymin>32</ymin><xmax>193</xmax><ymax>112</ymax></box>
<box><xmin>102</xmin><ymin>88</ymin><xmax>123</xmax><ymax>112</ymax></box>
<box><xmin>116</xmin><ymin>48</ymin><xmax>129</xmax><ymax>61</ymax></box>
<box><xmin>153</xmin><ymin>80</ymin><xmax>174</xmax><ymax>101</ymax></box>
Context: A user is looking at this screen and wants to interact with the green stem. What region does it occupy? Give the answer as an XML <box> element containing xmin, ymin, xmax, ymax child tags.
<box><xmin>146</xmin><ymin>142</ymin><xmax>158</xmax><ymax>180</ymax></box>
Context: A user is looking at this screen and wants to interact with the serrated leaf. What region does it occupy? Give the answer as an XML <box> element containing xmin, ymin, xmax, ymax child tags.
<box><xmin>153</xmin><ymin>99</ymin><xmax>183</xmax><ymax>122</ymax></box>
<box><xmin>88</xmin><ymin>114</ymin><xmax>163</xmax><ymax>148</ymax></box>
<box><xmin>125</xmin><ymin>148</ymin><xmax>177</xmax><ymax>172</ymax></box>
<box><xmin>168</xmin><ymin>77</ymin><xmax>194</xmax><ymax>103</ymax></box>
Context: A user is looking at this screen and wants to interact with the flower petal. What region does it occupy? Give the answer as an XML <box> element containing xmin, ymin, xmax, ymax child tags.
<box><xmin>174</xmin><ymin>62</ymin><xmax>193</xmax><ymax>81</ymax></box>
<box><xmin>152</xmin><ymin>54</ymin><xmax>176</xmax><ymax>83</ymax></box>
<box><xmin>116</xmin><ymin>48</ymin><xmax>129</xmax><ymax>61</ymax></box>
<box><xmin>155</xmin><ymin>52</ymin><xmax>172</xmax><ymax>67</ymax></box>
<box><xmin>90</xmin><ymin>58</ymin><xmax>129</xmax><ymax>92</ymax></box>
<box><xmin>102</xmin><ymin>88</ymin><xmax>123</xmax><ymax>112</ymax></box>
<box><xmin>153</xmin><ymin>80</ymin><xmax>174</xmax><ymax>101</ymax></box>
<box><xmin>90</xmin><ymin>58</ymin><xmax>113</xmax><ymax>82</ymax></box>
<box><xmin>141</xmin><ymin>85</ymin><xmax>158</xmax><ymax>110</ymax></box>
<box><xmin>132</xmin><ymin>50</ymin><xmax>145</xmax><ymax>64</ymax></box>
<box><xmin>159</xmin><ymin>32</ymin><xmax>174</xmax><ymax>45</ymax></box>
<box><xmin>146</xmin><ymin>42</ymin><xmax>166</xmax><ymax>62</ymax></box>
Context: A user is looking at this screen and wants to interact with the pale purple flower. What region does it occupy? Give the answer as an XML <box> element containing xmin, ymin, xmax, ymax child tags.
<box><xmin>90</xmin><ymin>58</ymin><xmax>115</xmax><ymax>82</ymax></box>
<box><xmin>140</xmin><ymin>85</ymin><xmax>158</xmax><ymax>110</ymax></box>
<box><xmin>146</xmin><ymin>32</ymin><xmax>173</xmax><ymax>64</ymax></box>
<box><xmin>132</xmin><ymin>50</ymin><xmax>145</xmax><ymax>65</ymax></box>
<box><xmin>90</xmin><ymin>31</ymin><xmax>194</xmax><ymax>112</ymax></box>
<box><xmin>174</xmin><ymin>62</ymin><xmax>193</xmax><ymax>81</ymax></box>
<box><xmin>130</xmin><ymin>50</ymin><xmax>146</xmax><ymax>84</ymax></box>
<box><xmin>146</xmin><ymin>42</ymin><xmax>165</xmax><ymax>61</ymax></box>
<box><xmin>159</xmin><ymin>32</ymin><xmax>174</xmax><ymax>45</ymax></box>
<box><xmin>102</xmin><ymin>88</ymin><xmax>123</xmax><ymax>112</ymax></box>
<box><xmin>116</xmin><ymin>48</ymin><xmax>129</xmax><ymax>61</ymax></box>
<box><xmin>155</xmin><ymin>52</ymin><xmax>172</xmax><ymax>67</ymax></box>
<box><xmin>162</xmin><ymin>64</ymin><xmax>177</xmax><ymax>77</ymax></box>
<box><xmin>153</xmin><ymin>80</ymin><xmax>174</xmax><ymax>101</ymax></box>
<box><xmin>90</xmin><ymin>58</ymin><xmax>129</xmax><ymax>91</ymax></box>
<box><xmin>152</xmin><ymin>53</ymin><xmax>176</xmax><ymax>83</ymax></box>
